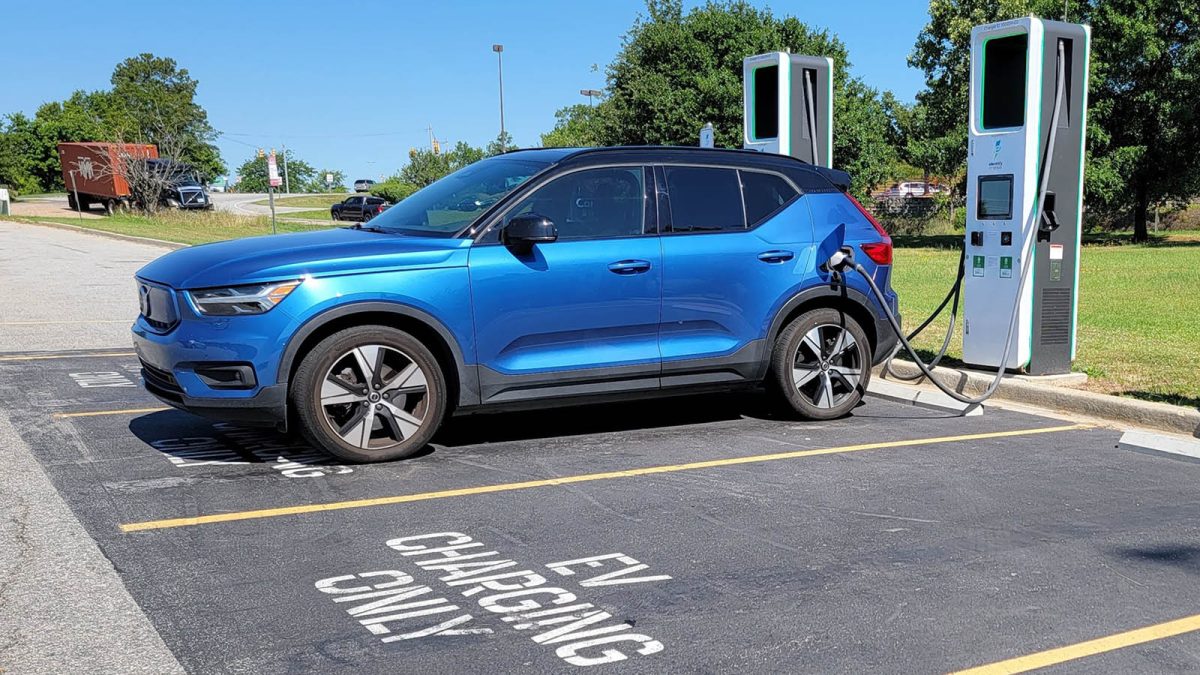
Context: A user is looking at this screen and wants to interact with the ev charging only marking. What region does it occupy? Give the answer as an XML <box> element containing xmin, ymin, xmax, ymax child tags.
<box><xmin>315</xmin><ymin>532</ymin><xmax>668</xmax><ymax>667</ymax></box>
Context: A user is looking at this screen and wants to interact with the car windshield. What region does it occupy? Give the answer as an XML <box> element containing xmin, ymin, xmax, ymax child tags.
<box><xmin>365</xmin><ymin>156</ymin><xmax>550</xmax><ymax>237</ymax></box>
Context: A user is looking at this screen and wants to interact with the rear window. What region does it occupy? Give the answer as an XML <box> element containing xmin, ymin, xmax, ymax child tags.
<box><xmin>664</xmin><ymin>166</ymin><xmax>745</xmax><ymax>232</ymax></box>
<box><xmin>740</xmin><ymin>170</ymin><xmax>798</xmax><ymax>227</ymax></box>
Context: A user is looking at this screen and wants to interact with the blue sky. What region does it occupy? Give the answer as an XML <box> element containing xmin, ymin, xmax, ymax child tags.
<box><xmin>0</xmin><ymin>1</ymin><xmax>929</xmax><ymax>185</ymax></box>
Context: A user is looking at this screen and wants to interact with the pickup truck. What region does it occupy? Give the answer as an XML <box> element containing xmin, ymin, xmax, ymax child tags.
<box><xmin>330</xmin><ymin>195</ymin><xmax>390</xmax><ymax>222</ymax></box>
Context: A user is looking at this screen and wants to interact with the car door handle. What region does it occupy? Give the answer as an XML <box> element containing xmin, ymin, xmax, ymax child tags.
<box><xmin>757</xmin><ymin>250</ymin><xmax>795</xmax><ymax>263</ymax></box>
<box><xmin>608</xmin><ymin>260</ymin><xmax>652</xmax><ymax>275</ymax></box>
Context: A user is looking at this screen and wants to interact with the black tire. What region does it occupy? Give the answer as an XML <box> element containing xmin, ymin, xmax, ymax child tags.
<box><xmin>292</xmin><ymin>325</ymin><xmax>446</xmax><ymax>463</ymax></box>
<box><xmin>771</xmin><ymin>308</ymin><xmax>872</xmax><ymax>420</ymax></box>
<box><xmin>103</xmin><ymin>199</ymin><xmax>116</xmax><ymax>216</ymax></box>
<box><xmin>67</xmin><ymin>193</ymin><xmax>77</xmax><ymax>210</ymax></box>
<box><xmin>362</xmin><ymin>211</ymin><xmax>373</xmax><ymax>223</ymax></box>
<box><xmin>331</xmin><ymin>211</ymin><xmax>339</xmax><ymax>221</ymax></box>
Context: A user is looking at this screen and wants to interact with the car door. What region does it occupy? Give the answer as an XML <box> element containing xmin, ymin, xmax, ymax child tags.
<box><xmin>468</xmin><ymin>165</ymin><xmax>661</xmax><ymax>403</ymax></box>
<box><xmin>656</xmin><ymin>164</ymin><xmax>814</xmax><ymax>384</ymax></box>
<box><xmin>346</xmin><ymin>196</ymin><xmax>365</xmax><ymax>220</ymax></box>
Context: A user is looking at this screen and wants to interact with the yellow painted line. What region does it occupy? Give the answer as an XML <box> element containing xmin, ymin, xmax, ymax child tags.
<box><xmin>952</xmin><ymin>612</ymin><xmax>1200</xmax><ymax>674</ymax></box>
<box><xmin>0</xmin><ymin>351</ymin><xmax>136</xmax><ymax>362</ymax></box>
<box><xmin>0</xmin><ymin>319</ymin><xmax>132</xmax><ymax>325</ymax></box>
<box><xmin>53</xmin><ymin>406</ymin><xmax>169</xmax><ymax>419</ymax></box>
<box><xmin>120</xmin><ymin>423</ymin><xmax>1088</xmax><ymax>533</ymax></box>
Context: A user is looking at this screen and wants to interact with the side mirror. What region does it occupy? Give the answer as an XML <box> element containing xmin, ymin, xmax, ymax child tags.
<box><xmin>503</xmin><ymin>213</ymin><xmax>557</xmax><ymax>252</ymax></box>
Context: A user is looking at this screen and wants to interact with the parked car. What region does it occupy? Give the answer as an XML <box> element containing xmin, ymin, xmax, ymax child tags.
<box><xmin>58</xmin><ymin>143</ymin><xmax>212</xmax><ymax>213</ymax></box>
<box><xmin>353</xmin><ymin>179</ymin><xmax>376</xmax><ymax>193</ymax></box>
<box><xmin>133</xmin><ymin>147</ymin><xmax>899</xmax><ymax>463</ymax></box>
<box><xmin>883</xmin><ymin>180</ymin><xmax>947</xmax><ymax>198</ymax></box>
<box><xmin>330</xmin><ymin>195</ymin><xmax>390</xmax><ymax>222</ymax></box>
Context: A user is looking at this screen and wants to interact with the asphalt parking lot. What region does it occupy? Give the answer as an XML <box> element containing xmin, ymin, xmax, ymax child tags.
<box><xmin>2</xmin><ymin>223</ymin><xmax>1199</xmax><ymax>673</ymax></box>
<box><xmin>2</xmin><ymin>342</ymin><xmax>1199</xmax><ymax>673</ymax></box>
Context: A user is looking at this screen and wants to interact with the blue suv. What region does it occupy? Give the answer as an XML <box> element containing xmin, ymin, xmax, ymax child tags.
<box><xmin>133</xmin><ymin>147</ymin><xmax>899</xmax><ymax>462</ymax></box>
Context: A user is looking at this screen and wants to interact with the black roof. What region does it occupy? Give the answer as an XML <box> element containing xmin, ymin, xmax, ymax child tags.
<box><xmin>502</xmin><ymin>145</ymin><xmax>850</xmax><ymax>193</ymax></box>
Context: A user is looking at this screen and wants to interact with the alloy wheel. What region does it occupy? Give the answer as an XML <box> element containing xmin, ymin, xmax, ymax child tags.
<box><xmin>319</xmin><ymin>344</ymin><xmax>430</xmax><ymax>450</ymax></box>
<box><xmin>791</xmin><ymin>323</ymin><xmax>862</xmax><ymax>409</ymax></box>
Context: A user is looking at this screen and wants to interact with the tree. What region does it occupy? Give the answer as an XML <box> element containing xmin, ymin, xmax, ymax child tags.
<box><xmin>398</xmin><ymin>141</ymin><xmax>487</xmax><ymax>187</ymax></box>
<box><xmin>0</xmin><ymin>113</ymin><xmax>42</xmax><ymax>194</ymax></box>
<box><xmin>546</xmin><ymin>0</ymin><xmax>896</xmax><ymax>198</ymax></box>
<box><xmin>540</xmin><ymin>104</ymin><xmax>602</xmax><ymax>148</ymax></box>
<box><xmin>486</xmin><ymin>132</ymin><xmax>515</xmax><ymax>156</ymax></box>
<box><xmin>0</xmin><ymin>53</ymin><xmax>225</xmax><ymax>194</ymax></box>
<box><xmin>1085</xmin><ymin>0</ymin><xmax>1200</xmax><ymax>240</ymax></box>
<box><xmin>108</xmin><ymin>54</ymin><xmax>224</xmax><ymax>181</ymax></box>
<box><xmin>909</xmin><ymin>0</ymin><xmax>1200</xmax><ymax>241</ymax></box>
<box><xmin>234</xmin><ymin>150</ymin><xmax>316</xmax><ymax>193</ymax></box>
<box><xmin>308</xmin><ymin>169</ymin><xmax>346</xmax><ymax>192</ymax></box>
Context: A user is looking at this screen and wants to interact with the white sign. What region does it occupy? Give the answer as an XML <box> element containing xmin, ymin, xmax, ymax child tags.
<box><xmin>268</xmin><ymin>151</ymin><xmax>282</xmax><ymax>188</ymax></box>
<box><xmin>699</xmin><ymin>123</ymin><xmax>714</xmax><ymax>149</ymax></box>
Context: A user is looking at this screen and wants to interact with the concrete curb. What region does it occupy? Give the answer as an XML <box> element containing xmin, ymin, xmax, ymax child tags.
<box><xmin>878</xmin><ymin>359</ymin><xmax>1200</xmax><ymax>438</ymax></box>
<box><xmin>867</xmin><ymin>378</ymin><xmax>983</xmax><ymax>416</ymax></box>
<box><xmin>3</xmin><ymin>217</ymin><xmax>186</xmax><ymax>250</ymax></box>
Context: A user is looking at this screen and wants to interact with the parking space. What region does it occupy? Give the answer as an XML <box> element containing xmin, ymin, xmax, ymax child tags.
<box><xmin>2</xmin><ymin>349</ymin><xmax>1199</xmax><ymax>673</ymax></box>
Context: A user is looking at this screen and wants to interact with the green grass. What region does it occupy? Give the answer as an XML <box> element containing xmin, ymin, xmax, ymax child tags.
<box><xmin>892</xmin><ymin>230</ymin><xmax>1200</xmax><ymax>408</ymax></box>
<box><xmin>280</xmin><ymin>209</ymin><xmax>333</xmax><ymax>221</ymax></box>
<box><xmin>252</xmin><ymin>194</ymin><xmax>347</xmax><ymax>208</ymax></box>
<box><xmin>12</xmin><ymin>211</ymin><xmax>334</xmax><ymax>246</ymax></box>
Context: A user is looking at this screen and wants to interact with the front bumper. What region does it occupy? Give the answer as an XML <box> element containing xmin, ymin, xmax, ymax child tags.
<box><xmin>132</xmin><ymin>293</ymin><xmax>294</xmax><ymax>428</ymax></box>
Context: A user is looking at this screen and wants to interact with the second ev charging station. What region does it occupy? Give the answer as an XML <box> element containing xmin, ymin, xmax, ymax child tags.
<box><xmin>742</xmin><ymin>52</ymin><xmax>833</xmax><ymax>167</ymax></box>
<box><xmin>963</xmin><ymin>18</ymin><xmax>1091</xmax><ymax>375</ymax></box>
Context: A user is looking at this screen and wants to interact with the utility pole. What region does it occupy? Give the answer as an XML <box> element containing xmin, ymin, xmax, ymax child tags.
<box><xmin>281</xmin><ymin>144</ymin><xmax>290</xmax><ymax>194</ymax></box>
<box><xmin>492</xmin><ymin>44</ymin><xmax>506</xmax><ymax>152</ymax></box>
<box><xmin>580</xmin><ymin>89</ymin><xmax>602</xmax><ymax>106</ymax></box>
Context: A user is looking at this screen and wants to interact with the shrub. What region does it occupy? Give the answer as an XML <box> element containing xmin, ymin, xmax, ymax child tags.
<box><xmin>370</xmin><ymin>180</ymin><xmax>419</xmax><ymax>203</ymax></box>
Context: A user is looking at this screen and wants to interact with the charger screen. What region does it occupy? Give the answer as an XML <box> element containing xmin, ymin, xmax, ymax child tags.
<box><xmin>978</xmin><ymin>175</ymin><xmax>1013</xmax><ymax>220</ymax></box>
<box><xmin>752</xmin><ymin>65</ymin><xmax>779</xmax><ymax>140</ymax></box>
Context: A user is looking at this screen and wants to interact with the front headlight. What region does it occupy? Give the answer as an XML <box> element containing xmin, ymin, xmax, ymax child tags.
<box><xmin>187</xmin><ymin>280</ymin><xmax>300</xmax><ymax>316</ymax></box>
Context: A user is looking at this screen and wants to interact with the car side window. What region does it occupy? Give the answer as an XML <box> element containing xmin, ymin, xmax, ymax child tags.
<box><xmin>503</xmin><ymin>166</ymin><xmax>647</xmax><ymax>241</ymax></box>
<box><xmin>346</xmin><ymin>197</ymin><xmax>361</xmax><ymax>205</ymax></box>
<box><xmin>664</xmin><ymin>166</ymin><xmax>745</xmax><ymax>232</ymax></box>
<box><xmin>740</xmin><ymin>170</ymin><xmax>799</xmax><ymax>227</ymax></box>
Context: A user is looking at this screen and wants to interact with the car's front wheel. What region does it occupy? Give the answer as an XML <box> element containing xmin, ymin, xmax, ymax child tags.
<box><xmin>771</xmin><ymin>308</ymin><xmax>871</xmax><ymax>420</ymax></box>
<box><xmin>292</xmin><ymin>326</ymin><xmax>446</xmax><ymax>462</ymax></box>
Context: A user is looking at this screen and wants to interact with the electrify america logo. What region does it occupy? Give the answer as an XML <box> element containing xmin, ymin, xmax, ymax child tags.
<box><xmin>988</xmin><ymin>139</ymin><xmax>1004</xmax><ymax>168</ymax></box>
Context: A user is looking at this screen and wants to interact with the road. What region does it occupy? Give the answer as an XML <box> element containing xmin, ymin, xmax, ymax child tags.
<box><xmin>1</xmin><ymin>219</ymin><xmax>1198</xmax><ymax>673</ymax></box>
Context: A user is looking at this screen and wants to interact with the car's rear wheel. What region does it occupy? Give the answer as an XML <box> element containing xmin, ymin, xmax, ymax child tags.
<box><xmin>292</xmin><ymin>326</ymin><xmax>446</xmax><ymax>463</ymax></box>
<box><xmin>771</xmin><ymin>308</ymin><xmax>871</xmax><ymax>420</ymax></box>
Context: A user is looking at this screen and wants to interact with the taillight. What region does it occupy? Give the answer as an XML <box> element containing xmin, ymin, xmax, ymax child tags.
<box><xmin>376</xmin><ymin>205</ymin><xmax>384</xmax><ymax>213</ymax></box>
<box><xmin>860</xmin><ymin>242</ymin><xmax>893</xmax><ymax>265</ymax></box>
<box><xmin>846</xmin><ymin>193</ymin><xmax>892</xmax><ymax>265</ymax></box>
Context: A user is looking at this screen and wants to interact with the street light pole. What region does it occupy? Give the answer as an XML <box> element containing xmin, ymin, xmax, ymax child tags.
<box><xmin>580</xmin><ymin>89</ymin><xmax>602</xmax><ymax>107</ymax></box>
<box><xmin>492</xmin><ymin>44</ymin><xmax>506</xmax><ymax>152</ymax></box>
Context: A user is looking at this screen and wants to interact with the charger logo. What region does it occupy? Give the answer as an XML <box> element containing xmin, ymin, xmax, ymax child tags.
<box><xmin>992</xmin><ymin>139</ymin><xmax>1002</xmax><ymax>161</ymax></box>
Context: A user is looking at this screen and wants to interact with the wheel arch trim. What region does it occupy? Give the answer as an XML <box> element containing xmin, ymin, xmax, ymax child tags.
<box><xmin>276</xmin><ymin>301</ymin><xmax>478</xmax><ymax>406</ymax></box>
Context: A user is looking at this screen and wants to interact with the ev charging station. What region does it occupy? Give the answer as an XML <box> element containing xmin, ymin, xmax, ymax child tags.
<box><xmin>742</xmin><ymin>52</ymin><xmax>833</xmax><ymax>167</ymax></box>
<box><xmin>962</xmin><ymin>18</ymin><xmax>1091</xmax><ymax>375</ymax></box>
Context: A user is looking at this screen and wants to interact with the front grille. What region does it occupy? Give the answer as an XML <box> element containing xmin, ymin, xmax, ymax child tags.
<box><xmin>137</xmin><ymin>280</ymin><xmax>180</xmax><ymax>332</ymax></box>
<box><xmin>180</xmin><ymin>190</ymin><xmax>202</xmax><ymax>205</ymax></box>
<box><xmin>140</xmin><ymin>358</ymin><xmax>182</xmax><ymax>395</ymax></box>
<box><xmin>1039</xmin><ymin>288</ymin><xmax>1072</xmax><ymax>345</ymax></box>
